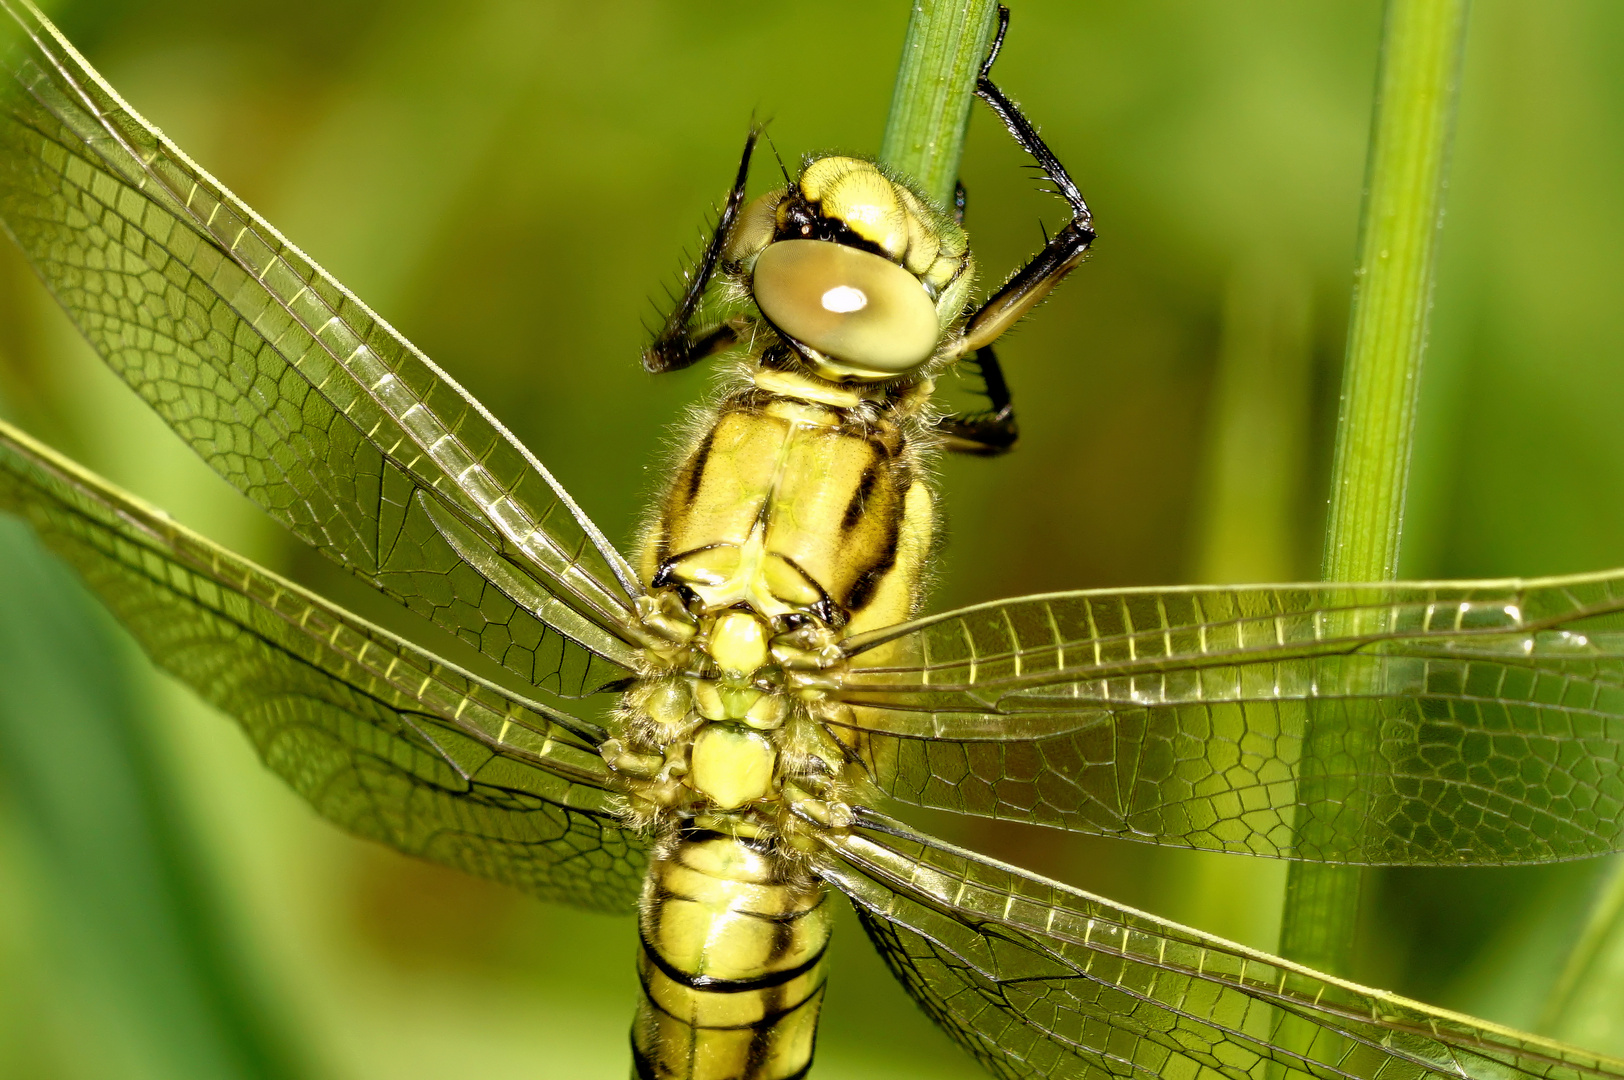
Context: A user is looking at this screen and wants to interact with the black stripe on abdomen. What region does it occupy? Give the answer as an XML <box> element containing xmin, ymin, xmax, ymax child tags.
<box><xmin>638</xmin><ymin>931</ymin><xmax>829</xmax><ymax>996</ymax></box>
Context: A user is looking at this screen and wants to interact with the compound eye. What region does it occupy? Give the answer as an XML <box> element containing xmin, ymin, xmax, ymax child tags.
<box><xmin>752</xmin><ymin>239</ymin><xmax>939</xmax><ymax>376</ymax></box>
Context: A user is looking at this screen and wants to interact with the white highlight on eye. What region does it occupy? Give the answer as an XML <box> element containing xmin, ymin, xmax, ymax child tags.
<box><xmin>821</xmin><ymin>285</ymin><xmax>868</xmax><ymax>313</ymax></box>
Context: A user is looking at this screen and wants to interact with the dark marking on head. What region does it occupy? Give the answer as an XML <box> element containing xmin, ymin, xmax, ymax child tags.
<box><xmin>775</xmin><ymin>195</ymin><xmax>889</xmax><ymax>260</ymax></box>
<box><xmin>757</xmin><ymin>342</ymin><xmax>802</xmax><ymax>373</ymax></box>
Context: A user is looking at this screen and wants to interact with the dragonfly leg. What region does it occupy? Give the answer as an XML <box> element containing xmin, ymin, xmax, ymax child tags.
<box><xmin>643</xmin><ymin>127</ymin><xmax>760</xmax><ymax>373</ymax></box>
<box><xmin>935</xmin><ymin>346</ymin><xmax>1018</xmax><ymax>455</ymax></box>
<box><xmin>955</xmin><ymin>6</ymin><xmax>1095</xmax><ymax>356</ymax></box>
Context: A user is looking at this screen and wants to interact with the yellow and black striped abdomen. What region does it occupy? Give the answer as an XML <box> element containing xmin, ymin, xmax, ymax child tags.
<box><xmin>633</xmin><ymin>832</ymin><xmax>831</xmax><ymax>1080</ymax></box>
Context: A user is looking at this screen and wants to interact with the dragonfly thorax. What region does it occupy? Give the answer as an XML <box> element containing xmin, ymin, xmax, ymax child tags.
<box><xmin>615</xmin><ymin>334</ymin><xmax>935</xmax><ymax>838</ymax></box>
<box><xmin>611</xmin><ymin>600</ymin><xmax>864</xmax><ymax>841</ymax></box>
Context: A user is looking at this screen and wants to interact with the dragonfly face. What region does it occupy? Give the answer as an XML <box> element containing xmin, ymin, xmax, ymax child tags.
<box><xmin>3</xmin><ymin>3</ymin><xmax>1624</xmax><ymax>1079</ymax></box>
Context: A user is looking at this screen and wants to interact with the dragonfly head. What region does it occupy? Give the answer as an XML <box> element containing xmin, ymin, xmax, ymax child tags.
<box><xmin>726</xmin><ymin>156</ymin><xmax>975</xmax><ymax>382</ymax></box>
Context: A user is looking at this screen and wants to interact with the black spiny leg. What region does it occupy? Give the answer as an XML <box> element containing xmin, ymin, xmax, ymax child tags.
<box><xmin>643</xmin><ymin>128</ymin><xmax>760</xmax><ymax>373</ymax></box>
<box><xmin>935</xmin><ymin>346</ymin><xmax>1018</xmax><ymax>455</ymax></box>
<box><xmin>957</xmin><ymin>7</ymin><xmax>1096</xmax><ymax>355</ymax></box>
<box><xmin>938</xmin><ymin>169</ymin><xmax>1017</xmax><ymax>452</ymax></box>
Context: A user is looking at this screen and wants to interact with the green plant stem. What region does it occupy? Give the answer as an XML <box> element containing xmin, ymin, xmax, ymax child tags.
<box><xmin>1278</xmin><ymin>0</ymin><xmax>1470</xmax><ymax>978</ymax></box>
<box><xmin>879</xmin><ymin>0</ymin><xmax>1001</xmax><ymax>206</ymax></box>
<box><xmin>1323</xmin><ymin>0</ymin><xmax>1470</xmax><ymax>583</ymax></box>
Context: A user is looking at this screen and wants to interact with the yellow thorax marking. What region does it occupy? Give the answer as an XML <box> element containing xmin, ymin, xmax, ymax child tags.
<box><xmin>682</xmin><ymin>521</ymin><xmax>781</xmax><ymax>615</ymax></box>
<box><xmin>688</xmin><ymin>724</ymin><xmax>776</xmax><ymax>810</ymax></box>
<box><xmin>750</xmin><ymin>367</ymin><xmax>873</xmax><ymax>410</ymax></box>
<box><xmin>710</xmin><ymin>610</ymin><xmax>770</xmax><ymax>673</ymax></box>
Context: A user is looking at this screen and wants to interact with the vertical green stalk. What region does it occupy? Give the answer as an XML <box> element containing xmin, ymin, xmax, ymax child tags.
<box><xmin>1322</xmin><ymin>0</ymin><xmax>1470</xmax><ymax>585</ymax></box>
<box><xmin>879</xmin><ymin>0</ymin><xmax>1001</xmax><ymax>206</ymax></box>
<box><xmin>1278</xmin><ymin>0</ymin><xmax>1470</xmax><ymax>978</ymax></box>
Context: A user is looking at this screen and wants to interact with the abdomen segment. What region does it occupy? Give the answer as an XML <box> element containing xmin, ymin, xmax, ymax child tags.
<box><xmin>632</xmin><ymin>831</ymin><xmax>831</xmax><ymax>1080</ymax></box>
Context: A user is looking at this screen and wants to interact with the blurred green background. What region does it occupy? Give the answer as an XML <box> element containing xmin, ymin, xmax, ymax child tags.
<box><xmin>2</xmin><ymin>0</ymin><xmax>1624</xmax><ymax>1077</ymax></box>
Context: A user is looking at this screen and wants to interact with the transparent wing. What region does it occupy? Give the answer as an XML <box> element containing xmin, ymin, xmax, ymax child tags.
<box><xmin>819</xmin><ymin>812</ymin><xmax>1624</xmax><ymax>1080</ymax></box>
<box><xmin>0</xmin><ymin>418</ymin><xmax>647</xmax><ymax>913</ymax></box>
<box><xmin>835</xmin><ymin>580</ymin><xmax>1624</xmax><ymax>865</ymax></box>
<box><xmin>0</xmin><ymin>0</ymin><xmax>646</xmax><ymax>698</ymax></box>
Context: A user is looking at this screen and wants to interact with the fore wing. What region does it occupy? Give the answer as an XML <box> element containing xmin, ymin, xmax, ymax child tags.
<box><xmin>819</xmin><ymin>812</ymin><xmax>1624</xmax><ymax>1080</ymax></box>
<box><xmin>835</xmin><ymin>580</ymin><xmax>1624</xmax><ymax>865</ymax></box>
<box><xmin>0</xmin><ymin>0</ymin><xmax>645</xmax><ymax>698</ymax></box>
<box><xmin>0</xmin><ymin>418</ymin><xmax>647</xmax><ymax>913</ymax></box>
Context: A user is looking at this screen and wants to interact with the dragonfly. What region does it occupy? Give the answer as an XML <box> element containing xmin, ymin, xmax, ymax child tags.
<box><xmin>2</xmin><ymin>1</ymin><xmax>1624</xmax><ymax>1077</ymax></box>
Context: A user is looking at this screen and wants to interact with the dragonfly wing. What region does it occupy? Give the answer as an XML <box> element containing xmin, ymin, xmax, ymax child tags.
<box><xmin>0</xmin><ymin>0</ymin><xmax>644</xmax><ymax>697</ymax></box>
<box><xmin>836</xmin><ymin>580</ymin><xmax>1624</xmax><ymax>865</ymax></box>
<box><xmin>0</xmin><ymin>418</ymin><xmax>647</xmax><ymax>913</ymax></box>
<box><xmin>819</xmin><ymin>812</ymin><xmax>1624</xmax><ymax>1080</ymax></box>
